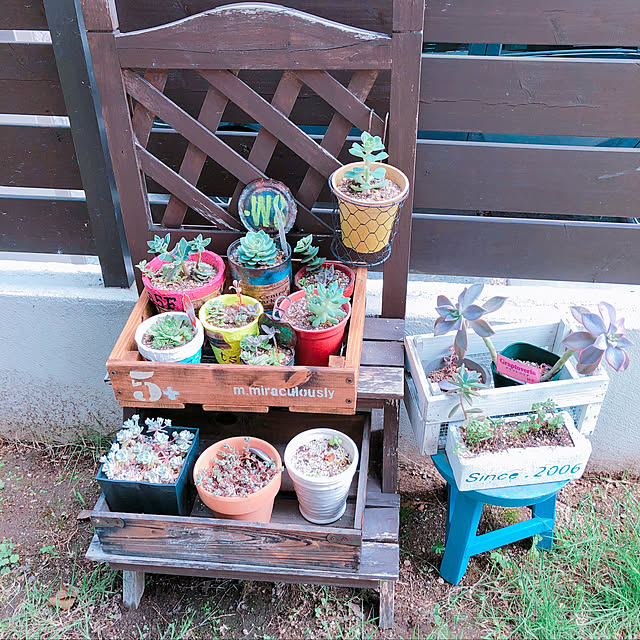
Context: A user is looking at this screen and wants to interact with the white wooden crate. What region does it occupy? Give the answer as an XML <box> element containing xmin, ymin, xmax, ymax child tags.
<box><xmin>404</xmin><ymin>319</ymin><xmax>609</xmax><ymax>455</ymax></box>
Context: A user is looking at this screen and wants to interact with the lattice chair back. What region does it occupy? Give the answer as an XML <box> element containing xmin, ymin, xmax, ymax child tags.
<box><xmin>83</xmin><ymin>0</ymin><xmax>423</xmax><ymax>317</ymax></box>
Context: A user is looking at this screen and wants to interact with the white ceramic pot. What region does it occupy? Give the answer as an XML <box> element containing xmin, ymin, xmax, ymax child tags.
<box><xmin>135</xmin><ymin>312</ymin><xmax>204</xmax><ymax>363</ymax></box>
<box><xmin>284</xmin><ymin>428</ymin><xmax>359</xmax><ymax>524</ymax></box>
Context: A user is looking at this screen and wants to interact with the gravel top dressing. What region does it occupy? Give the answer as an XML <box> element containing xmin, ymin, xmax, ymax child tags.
<box><xmin>291</xmin><ymin>437</ymin><xmax>352</xmax><ymax>478</ymax></box>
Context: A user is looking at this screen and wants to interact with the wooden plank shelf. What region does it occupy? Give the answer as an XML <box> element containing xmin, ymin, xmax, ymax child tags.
<box><xmin>92</xmin><ymin>411</ymin><xmax>371</xmax><ymax>571</ymax></box>
<box><xmin>107</xmin><ymin>267</ymin><xmax>367</xmax><ymax>415</ymax></box>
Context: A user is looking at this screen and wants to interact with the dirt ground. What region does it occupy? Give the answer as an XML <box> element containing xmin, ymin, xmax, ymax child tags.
<box><xmin>0</xmin><ymin>440</ymin><xmax>631</xmax><ymax>639</ymax></box>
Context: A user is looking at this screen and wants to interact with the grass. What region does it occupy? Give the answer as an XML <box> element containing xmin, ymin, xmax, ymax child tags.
<box><xmin>465</xmin><ymin>484</ymin><xmax>640</xmax><ymax>639</ymax></box>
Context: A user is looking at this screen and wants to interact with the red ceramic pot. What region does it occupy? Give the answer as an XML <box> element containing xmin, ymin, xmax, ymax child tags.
<box><xmin>293</xmin><ymin>261</ymin><xmax>356</xmax><ymax>298</ymax></box>
<box><xmin>142</xmin><ymin>250</ymin><xmax>225</xmax><ymax>313</ymax></box>
<box><xmin>275</xmin><ymin>290</ymin><xmax>351</xmax><ymax>367</ymax></box>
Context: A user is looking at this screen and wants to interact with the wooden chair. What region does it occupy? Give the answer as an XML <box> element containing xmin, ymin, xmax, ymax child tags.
<box><xmin>82</xmin><ymin>0</ymin><xmax>423</xmax><ymax>627</ymax></box>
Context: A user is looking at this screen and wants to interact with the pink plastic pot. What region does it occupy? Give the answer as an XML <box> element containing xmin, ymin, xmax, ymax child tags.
<box><xmin>142</xmin><ymin>250</ymin><xmax>225</xmax><ymax>313</ymax></box>
<box><xmin>275</xmin><ymin>290</ymin><xmax>351</xmax><ymax>367</ymax></box>
<box><xmin>293</xmin><ymin>261</ymin><xmax>356</xmax><ymax>298</ymax></box>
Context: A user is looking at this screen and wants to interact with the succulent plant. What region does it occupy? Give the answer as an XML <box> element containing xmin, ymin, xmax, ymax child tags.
<box><xmin>439</xmin><ymin>364</ymin><xmax>485</xmax><ymax>420</ymax></box>
<box><xmin>344</xmin><ymin>131</ymin><xmax>389</xmax><ymax>192</ymax></box>
<box><xmin>240</xmin><ymin>324</ymin><xmax>290</xmax><ymax>366</ymax></box>
<box><xmin>236</xmin><ymin>230</ymin><xmax>278</xmax><ymax>267</ymax></box>
<box><xmin>305</xmin><ymin>281</ymin><xmax>348</xmax><ymax>327</ymax></box>
<box><xmin>434</xmin><ymin>284</ymin><xmax>507</xmax><ymax>364</ymax></box>
<box><xmin>294</xmin><ymin>235</ymin><xmax>325</xmax><ymax>273</ymax></box>
<box><xmin>100</xmin><ymin>415</ymin><xmax>195</xmax><ymax>484</ymax></box>
<box><xmin>136</xmin><ymin>233</ymin><xmax>214</xmax><ymax>284</ymax></box>
<box><xmin>541</xmin><ymin>302</ymin><xmax>632</xmax><ymax>380</ymax></box>
<box><xmin>146</xmin><ymin>315</ymin><xmax>195</xmax><ymax>349</ymax></box>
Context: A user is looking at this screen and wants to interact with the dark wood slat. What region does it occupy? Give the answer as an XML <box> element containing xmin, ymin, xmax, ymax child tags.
<box><xmin>131</xmin><ymin>69</ymin><xmax>168</xmax><ymax>147</ymax></box>
<box><xmin>420</xmin><ymin>56</ymin><xmax>640</xmax><ymax>138</ymax></box>
<box><xmin>357</xmin><ymin>366</ymin><xmax>404</xmax><ymax>400</ymax></box>
<box><xmin>424</xmin><ymin>0</ymin><xmax>640</xmax><ymax>47</ymax></box>
<box><xmin>382</xmin><ymin>0</ymin><xmax>424</xmax><ymax>318</ymax></box>
<box><xmin>87</xmin><ymin>535</ymin><xmax>398</xmax><ymax>586</ymax></box>
<box><xmin>1</xmin><ymin>0</ymin><xmax>48</xmax><ymax>29</ymax></box>
<box><xmin>114</xmin><ymin>4</ymin><xmax>391</xmax><ymax>70</ymax></box>
<box><xmin>295</xmin><ymin>70</ymin><xmax>384</xmax><ymax>137</ymax></box>
<box><xmin>136</xmin><ymin>144</ymin><xmax>242</xmax><ymax>230</ymax></box>
<box><xmin>353</xmin><ymin>415</ymin><xmax>371</xmax><ymax>529</ymax></box>
<box><xmin>363</xmin><ymin>317</ymin><xmax>404</xmax><ymax>342</ymax></box>
<box><xmin>0</xmin><ymin>198</ymin><xmax>94</xmax><ymax>254</ymax></box>
<box><xmin>162</xmin><ymin>83</ymin><xmax>231</xmax><ymax>228</ymax></box>
<box><xmin>410</xmin><ymin>214</ymin><xmax>640</xmax><ymax>285</ymax></box>
<box><xmin>80</xmin><ymin>0</ymin><xmax>118</xmax><ymax>32</ymax></box>
<box><xmin>200</xmin><ymin>70</ymin><xmax>341</xmax><ymax>179</ymax></box>
<box><xmin>296</xmin><ymin>70</ymin><xmax>379</xmax><ymax>209</ymax></box>
<box><xmin>122</xmin><ymin>69</ymin><xmax>268</xmax><ymax>189</ymax></box>
<box><xmin>383</xmin><ymin>400</ymin><xmax>400</xmax><ymax>493</ymax></box>
<box><xmin>0</xmin><ymin>43</ymin><xmax>66</xmax><ymax>115</ymax></box>
<box><xmin>0</xmin><ymin>126</ymin><xmax>81</xmax><ymax>188</ymax></box>
<box><xmin>415</xmin><ymin>140</ymin><xmax>640</xmax><ymax>217</ymax></box>
<box><xmin>87</xmin><ymin>31</ymin><xmax>153</xmax><ymax>281</ymax></box>
<box><xmin>114</xmin><ymin>0</ymin><xmax>392</xmax><ymax>34</ymax></box>
<box><xmin>366</xmin><ymin>475</ymin><xmax>401</xmax><ymax>508</ymax></box>
<box><xmin>229</xmin><ymin>70</ymin><xmax>303</xmax><ymax>216</ymax></box>
<box><xmin>363</xmin><ymin>507</ymin><xmax>399</xmax><ymax>543</ymax></box>
<box><xmin>360</xmin><ymin>341</ymin><xmax>404</xmax><ymax>367</ymax></box>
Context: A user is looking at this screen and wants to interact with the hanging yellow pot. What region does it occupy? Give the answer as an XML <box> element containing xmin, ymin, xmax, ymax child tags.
<box><xmin>329</xmin><ymin>162</ymin><xmax>409</xmax><ymax>254</ymax></box>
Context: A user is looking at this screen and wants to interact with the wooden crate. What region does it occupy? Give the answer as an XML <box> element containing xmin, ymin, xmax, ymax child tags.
<box><xmin>405</xmin><ymin>319</ymin><xmax>609</xmax><ymax>455</ymax></box>
<box><xmin>92</xmin><ymin>410</ymin><xmax>371</xmax><ymax>570</ymax></box>
<box><xmin>107</xmin><ymin>267</ymin><xmax>367</xmax><ymax>415</ymax></box>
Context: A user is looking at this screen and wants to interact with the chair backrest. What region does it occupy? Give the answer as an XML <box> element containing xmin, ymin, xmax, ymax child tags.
<box><xmin>82</xmin><ymin>0</ymin><xmax>423</xmax><ymax>317</ymax></box>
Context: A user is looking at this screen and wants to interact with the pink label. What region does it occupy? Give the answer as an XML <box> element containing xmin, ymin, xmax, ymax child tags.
<box><xmin>182</xmin><ymin>294</ymin><xmax>198</xmax><ymax>329</ymax></box>
<box><xmin>496</xmin><ymin>354</ymin><xmax>541</xmax><ymax>384</ymax></box>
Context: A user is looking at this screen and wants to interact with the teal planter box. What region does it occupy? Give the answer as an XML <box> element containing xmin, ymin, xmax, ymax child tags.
<box><xmin>96</xmin><ymin>427</ymin><xmax>199</xmax><ymax>516</ymax></box>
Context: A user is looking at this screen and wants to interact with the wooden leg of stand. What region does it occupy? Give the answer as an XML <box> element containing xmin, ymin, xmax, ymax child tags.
<box><xmin>379</xmin><ymin>579</ymin><xmax>395</xmax><ymax>629</ymax></box>
<box><xmin>123</xmin><ymin>570</ymin><xmax>145</xmax><ymax>609</ymax></box>
<box><xmin>382</xmin><ymin>400</ymin><xmax>400</xmax><ymax>493</ymax></box>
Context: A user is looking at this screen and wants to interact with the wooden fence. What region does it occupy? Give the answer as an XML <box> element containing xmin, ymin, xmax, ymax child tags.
<box><xmin>2</xmin><ymin>0</ymin><xmax>639</xmax><ymax>285</ymax></box>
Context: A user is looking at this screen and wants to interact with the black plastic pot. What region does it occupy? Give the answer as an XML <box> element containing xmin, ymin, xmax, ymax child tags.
<box><xmin>96</xmin><ymin>427</ymin><xmax>199</xmax><ymax>516</ymax></box>
<box><xmin>490</xmin><ymin>342</ymin><xmax>561</xmax><ymax>387</ymax></box>
<box><xmin>425</xmin><ymin>357</ymin><xmax>490</xmax><ymax>387</ymax></box>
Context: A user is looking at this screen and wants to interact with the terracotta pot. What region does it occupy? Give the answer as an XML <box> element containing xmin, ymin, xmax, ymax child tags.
<box><xmin>293</xmin><ymin>261</ymin><xmax>356</xmax><ymax>298</ymax></box>
<box><xmin>142</xmin><ymin>250</ymin><xmax>225</xmax><ymax>313</ymax></box>
<box><xmin>274</xmin><ymin>290</ymin><xmax>351</xmax><ymax>367</ymax></box>
<box><xmin>329</xmin><ymin>162</ymin><xmax>409</xmax><ymax>254</ymax></box>
<box><xmin>193</xmin><ymin>437</ymin><xmax>282</xmax><ymax>522</ymax></box>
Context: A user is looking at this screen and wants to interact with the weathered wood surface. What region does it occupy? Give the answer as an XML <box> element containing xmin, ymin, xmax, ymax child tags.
<box><xmin>353</xmin><ymin>410</ymin><xmax>371</xmax><ymax>529</ymax></box>
<box><xmin>410</xmin><ymin>215</ymin><xmax>640</xmax><ymax>285</ymax></box>
<box><xmin>420</xmin><ymin>56</ymin><xmax>640</xmax><ymax>138</ymax></box>
<box><xmin>360</xmin><ymin>341</ymin><xmax>404</xmax><ymax>368</ymax></box>
<box><xmin>363</xmin><ymin>318</ymin><xmax>404</xmax><ymax>343</ymax></box>
<box><xmin>379</xmin><ymin>579</ymin><xmax>395</xmax><ymax>629</ymax></box>
<box><xmin>87</xmin><ymin>534</ymin><xmax>398</xmax><ymax>587</ymax></box>
<box><xmin>382</xmin><ymin>401</ymin><xmax>400</xmax><ymax>493</ymax></box>
<box><xmin>357</xmin><ymin>367</ymin><xmax>404</xmax><ymax>401</ymax></box>
<box><xmin>382</xmin><ymin>0</ymin><xmax>424</xmax><ymax>319</ymax></box>
<box><xmin>0</xmin><ymin>43</ymin><xmax>66</xmax><ymax>115</ymax></box>
<box><xmin>0</xmin><ymin>199</ymin><xmax>94</xmax><ymax>255</ymax></box>
<box><xmin>107</xmin><ymin>273</ymin><xmax>367</xmax><ymax>412</ymax></box>
<box><xmin>93</xmin><ymin>511</ymin><xmax>361</xmax><ymax>570</ymax></box>
<box><xmin>114</xmin><ymin>4</ymin><xmax>392</xmax><ymax>70</ymax></box>
<box><xmin>414</xmin><ymin>141</ymin><xmax>640</xmax><ymax>217</ymax></box>
<box><xmin>122</xmin><ymin>570</ymin><xmax>144</xmax><ymax>609</ymax></box>
<box><xmin>424</xmin><ymin>0</ymin><xmax>640</xmax><ymax>46</ymax></box>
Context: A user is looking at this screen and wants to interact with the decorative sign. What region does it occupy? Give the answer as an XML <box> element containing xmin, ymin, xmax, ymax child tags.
<box><xmin>238</xmin><ymin>179</ymin><xmax>296</xmax><ymax>234</ymax></box>
<box><xmin>496</xmin><ymin>354</ymin><xmax>541</xmax><ymax>384</ymax></box>
<box><xmin>182</xmin><ymin>293</ymin><xmax>198</xmax><ymax>329</ymax></box>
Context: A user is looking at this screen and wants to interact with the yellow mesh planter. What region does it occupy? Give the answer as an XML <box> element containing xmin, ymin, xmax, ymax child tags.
<box><xmin>329</xmin><ymin>162</ymin><xmax>409</xmax><ymax>254</ymax></box>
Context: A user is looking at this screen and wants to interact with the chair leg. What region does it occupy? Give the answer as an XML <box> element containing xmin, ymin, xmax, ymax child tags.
<box><xmin>382</xmin><ymin>400</ymin><xmax>400</xmax><ymax>493</ymax></box>
<box><xmin>445</xmin><ymin>482</ymin><xmax>458</xmax><ymax>543</ymax></box>
<box><xmin>440</xmin><ymin>494</ymin><xmax>483</xmax><ymax>585</ymax></box>
<box><xmin>531</xmin><ymin>494</ymin><xmax>558</xmax><ymax>550</ymax></box>
<box><xmin>378</xmin><ymin>580</ymin><xmax>395</xmax><ymax>629</ymax></box>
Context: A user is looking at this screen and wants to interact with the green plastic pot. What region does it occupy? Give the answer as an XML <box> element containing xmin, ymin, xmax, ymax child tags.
<box><xmin>491</xmin><ymin>342</ymin><xmax>561</xmax><ymax>387</ymax></box>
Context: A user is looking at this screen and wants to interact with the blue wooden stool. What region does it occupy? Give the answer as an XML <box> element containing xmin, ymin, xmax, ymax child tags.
<box><xmin>431</xmin><ymin>452</ymin><xmax>569</xmax><ymax>584</ymax></box>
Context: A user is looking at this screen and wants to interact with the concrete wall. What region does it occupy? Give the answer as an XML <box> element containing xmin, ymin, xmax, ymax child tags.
<box><xmin>1</xmin><ymin>263</ymin><xmax>638</xmax><ymax>473</ymax></box>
